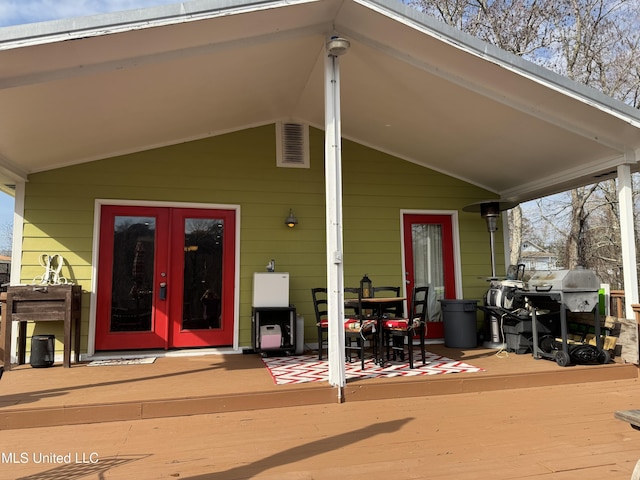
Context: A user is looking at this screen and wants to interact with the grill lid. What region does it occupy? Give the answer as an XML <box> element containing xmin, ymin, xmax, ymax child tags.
<box><xmin>526</xmin><ymin>267</ymin><xmax>600</xmax><ymax>293</ymax></box>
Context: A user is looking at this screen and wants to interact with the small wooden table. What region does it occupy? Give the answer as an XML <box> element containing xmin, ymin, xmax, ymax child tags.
<box><xmin>615</xmin><ymin>410</ymin><xmax>640</xmax><ymax>479</ymax></box>
<box><xmin>1</xmin><ymin>284</ymin><xmax>81</xmax><ymax>369</ymax></box>
<box><xmin>615</xmin><ymin>409</ymin><xmax>640</xmax><ymax>430</ymax></box>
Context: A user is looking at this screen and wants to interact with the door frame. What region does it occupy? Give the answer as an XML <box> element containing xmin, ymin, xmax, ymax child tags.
<box><xmin>399</xmin><ymin>209</ymin><xmax>463</xmax><ymax>301</ymax></box>
<box><xmin>87</xmin><ymin>199</ymin><xmax>241</xmax><ymax>357</ymax></box>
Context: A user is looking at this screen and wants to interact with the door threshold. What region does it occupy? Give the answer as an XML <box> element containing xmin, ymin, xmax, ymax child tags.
<box><xmin>84</xmin><ymin>347</ymin><xmax>246</xmax><ymax>361</ymax></box>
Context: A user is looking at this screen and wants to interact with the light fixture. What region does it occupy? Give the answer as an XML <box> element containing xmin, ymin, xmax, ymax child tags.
<box><xmin>360</xmin><ymin>274</ymin><xmax>372</xmax><ymax>298</ymax></box>
<box><xmin>463</xmin><ymin>200</ymin><xmax>518</xmax><ymax>278</ymax></box>
<box><xmin>327</xmin><ymin>36</ymin><xmax>350</xmax><ymax>57</ymax></box>
<box><xmin>285</xmin><ymin>208</ymin><xmax>298</xmax><ymax>228</ymax></box>
<box><xmin>480</xmin><ymin>202</ymin><xmax>500</xmax><ymax>233</ymax></box>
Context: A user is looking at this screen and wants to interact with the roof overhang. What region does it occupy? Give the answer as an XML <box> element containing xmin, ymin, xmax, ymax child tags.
<box><xmin>1</xmin><ymin>0</ymin><xmax>640</xmax><ymax>203</ymax></box>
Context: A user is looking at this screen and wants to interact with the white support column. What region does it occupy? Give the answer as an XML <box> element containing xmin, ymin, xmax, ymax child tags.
<box><xmin>617</xmin><ymin>164</ymin><xmax>639</xmax><ymax>318</ymax></box>
<box><xmin>10</xmin><ymin>181</ymin><xmax>24</xmax><ymax>286</ymax></box>
<box><xmin>9</xmin><ymin>181</ymin><xmax>25</xmax><ymax>364</ymax></box>
<box><xmin>324</xmin><ymin>38</ymin><xmax>349</xmax><ymax>401</ymax></box>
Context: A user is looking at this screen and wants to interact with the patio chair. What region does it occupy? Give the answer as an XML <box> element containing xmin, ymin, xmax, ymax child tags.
<box><xmin>372</xmin><ymin>286</ymin><xmax>403</xmax><ymax>318</ymax></box>
<box><xmin>344</xmin><ymin>287</ymin><xmax>377</xmax><ymax>370</ymax></box>
<box><xmin>311</xmin><ymin>287</ymin><xmax>328</xmax><ymax>360</ymax></box>
<box><xmin>383</xmin><ymin>285</ymin><xmax>429</xmax><ymax>369</ymax></box>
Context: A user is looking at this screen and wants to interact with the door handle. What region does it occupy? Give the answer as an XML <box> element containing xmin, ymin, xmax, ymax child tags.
<box><xmin>159</xmin><ymin>282</ymin><xmax>167</xmax><ymax>300</ymax></box>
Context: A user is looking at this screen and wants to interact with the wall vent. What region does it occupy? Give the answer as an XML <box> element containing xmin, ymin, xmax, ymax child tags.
<box><xmin>276</xmin><ymin>122</ymin><xmax>309</xmax><ymax>168</ymax></box>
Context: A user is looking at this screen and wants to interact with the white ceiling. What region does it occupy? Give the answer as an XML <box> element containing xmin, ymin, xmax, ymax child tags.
<box><xmin>1</xmin><ymin>0</ymin><xmax>640</xmax><ymax>202</ymax></box>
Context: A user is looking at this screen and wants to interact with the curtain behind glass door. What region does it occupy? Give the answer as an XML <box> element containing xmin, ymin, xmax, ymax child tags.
<box><xmin>412</xmin><ymin>223</ymin><xmax>444</xmax><ymax>321</ymax></box>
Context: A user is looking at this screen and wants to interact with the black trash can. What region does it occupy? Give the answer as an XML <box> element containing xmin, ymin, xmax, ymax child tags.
<box><xmin>440</xmin><ymin>300</ymin><xmax>478</xmax><ymax>348</ymax></box>
<box><xmin>30</xmin><ymin>334</ymin><xmax>55</xmax><ymax>368</ymax></box>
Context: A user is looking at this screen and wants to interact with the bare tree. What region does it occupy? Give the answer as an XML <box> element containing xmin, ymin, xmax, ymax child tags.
<box><xmin>508</xmin><ymin>205</ymin><xmax>522</xmax><ymax>266</ymax></box>
<box><xmin>0</xmin><ymin>222</ymin><xmax>11</xmax><ymax>257</ymax></box>
<box><xmin>411</xmin><ymin>0</ymin><xmax>558</xmax><ymax>58</ymax></box>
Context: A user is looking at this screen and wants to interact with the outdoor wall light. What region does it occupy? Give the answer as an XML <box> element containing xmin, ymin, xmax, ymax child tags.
<box><xmin>285</xmin><ymin>209</ymin><xmax>298</xmax><ymax>228</ymax></box>
<box><xmin>327</xmin><ymin>36</ymin><xmax>350</xmax><ymax>57</ymax></box>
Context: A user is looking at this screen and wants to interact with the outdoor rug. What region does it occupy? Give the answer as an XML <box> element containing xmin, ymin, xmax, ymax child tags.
<box><xmin>261</xmin><ymin>352</ymin><xmax>484</xmax><ymax>385</ymax></box>
<box><xmin>87</xmin><ymin>357</ymin><xmax>156</xmax><ymax>366</ymax></box>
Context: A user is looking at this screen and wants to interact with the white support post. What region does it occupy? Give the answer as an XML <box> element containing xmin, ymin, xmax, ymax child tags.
<box><xmin>324</xmin><ymin>41</ymin><xmax>347</xmax><ymax>400</ymax></box>
<box><xmin>9</xmin><ymin>181</ymin><xmax>25</xmax><ymax>364</ymax></box>
<box><xmin>617</xmin><ymin>164</ymin><xmax>639</xmax><ymax>319</ymax></box>
<box><xmin>10</xmin><ymin>181</ymin><xmax>24</xmax><ymax>287</ymax></box>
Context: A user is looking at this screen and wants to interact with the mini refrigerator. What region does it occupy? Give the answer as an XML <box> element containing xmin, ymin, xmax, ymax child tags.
<box><xmin>252</xmin><ymin>272</ymin><xmax>289</xmax><ymax>307</ymax></box>
<box><xmin>252</xmin><ymin>272</ymin><xmax>295</xmax><ymax>355</ymax></box>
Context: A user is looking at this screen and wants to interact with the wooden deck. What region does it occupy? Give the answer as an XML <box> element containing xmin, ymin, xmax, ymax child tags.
<box><xmin>0</xmin><ymin>344</ymin><xmax>636</xmax><ymax>429</ymax></box>
<box><xmin>0</xmin><ymin>345</ymin><xmax>639</xmax><ymax>479</ymax></box>
<box><xmin>0</xmin><ymin>346</ymin><xmax>640</xmax><ymax>480</ymax></box>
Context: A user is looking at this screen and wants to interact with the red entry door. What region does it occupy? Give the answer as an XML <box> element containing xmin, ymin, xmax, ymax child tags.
<box><xmin>403</xmin><ymin>213</ymin><xmax>457</xmax><ymax>339</ymax></box>
<box><xmin>95</xmin><ymin>205</ymin><xmax>236</xmax><ymax>351</ymax></box>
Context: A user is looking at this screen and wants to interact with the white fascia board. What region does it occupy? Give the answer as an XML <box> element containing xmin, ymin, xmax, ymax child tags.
<box><xmin>0</xmin><ymin>0</ymin><xmax>319</xmax><ymax>49</ymax></box>
<box><xmin>499</xmin><ymin>153</ymin><xmax>630</xmax><ymax>202</ymax></box>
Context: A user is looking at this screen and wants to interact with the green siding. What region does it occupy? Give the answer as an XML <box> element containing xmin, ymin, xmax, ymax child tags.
<box><xmin>20</xmin><ymin>124</ymin><xmax>501</xmax><ymax>352</ymax></box>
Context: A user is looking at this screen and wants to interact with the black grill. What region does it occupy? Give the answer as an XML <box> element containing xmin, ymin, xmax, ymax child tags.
<box><xmin>516</xmin><ymin>267</ymin><xmax>609</xmax><ymax>367</ymax></box>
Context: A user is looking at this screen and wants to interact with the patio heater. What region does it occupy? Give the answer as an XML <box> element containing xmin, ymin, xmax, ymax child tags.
<box><xmin>463</xmin><ymin>200</ymin><xmax>518</xmax><ymax>348</ymax></box>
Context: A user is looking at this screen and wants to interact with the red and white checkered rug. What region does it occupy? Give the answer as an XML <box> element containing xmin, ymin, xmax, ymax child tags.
<box><xmin>261</xmin><ymin>352</ymin><xmax>484</xmax><ymax>385</ymax></box>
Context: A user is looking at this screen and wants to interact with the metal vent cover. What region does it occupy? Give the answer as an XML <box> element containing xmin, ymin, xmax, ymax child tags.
<box><xmin>276</xmin><ymin>122</ymin><xmax>309</xmax><ymax>168</ymax></box>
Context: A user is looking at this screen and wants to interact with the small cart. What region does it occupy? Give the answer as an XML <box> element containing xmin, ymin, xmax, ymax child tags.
<box><xmin>251</xmin><ymin>306</ymin><xmax>296</xmax><ymax>357</ymax></box>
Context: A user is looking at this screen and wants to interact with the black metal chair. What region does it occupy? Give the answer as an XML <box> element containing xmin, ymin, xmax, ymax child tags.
<box><xmin>382</xmin><ymin>286</ymin><xmax>429</xmax><ymax>369</ymax></box>
<box><xmin>311</xmin><ymin>287</ymin><xmax>328</xmax><ymax>360</ymax></box>
<box><xmin>344</xmin><ymin>287</ymin><xmax>377</xmax><ymax>370</ymax></box>
<box><xmin>372</xmin><ymin>286</ymin><xmax>403</xmax><ymax>318</ymax></box>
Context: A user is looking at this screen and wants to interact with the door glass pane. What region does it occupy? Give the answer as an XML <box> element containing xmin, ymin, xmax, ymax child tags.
<box><xmin>412</xmin><ymin>224</ymin><xmax>444</xmax><ymax>321</ymax></box>
<box><xmin>182</xmin><ymin>218</ymin><xmax>224</xmax><ymax>330</ymax></box>
<box><xmin>110</xmin><ymin>216</ymin><xmax>155</xmax><ymax>332</ymax></box>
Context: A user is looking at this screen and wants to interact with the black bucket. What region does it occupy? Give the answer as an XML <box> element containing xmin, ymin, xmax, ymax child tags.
<box><xmin>30</xmin><ymin>334</ymin><xmax>55</xmax><ymax>368</ymax></box>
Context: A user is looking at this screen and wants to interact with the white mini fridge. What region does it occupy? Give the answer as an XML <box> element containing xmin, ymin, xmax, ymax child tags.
<box><xmin>252</xmin><ymin>272</ymin><xmax>289</xmax><ymax>307</ymax></box>
<box><xmin>252</xmin><ymin>272</ymin><xmax>295</xmax><ymax>355</ymax></box>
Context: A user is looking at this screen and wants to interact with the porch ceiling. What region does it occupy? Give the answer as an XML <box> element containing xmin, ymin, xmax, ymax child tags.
<box><xmin>1</xmin><ymin>0</ymin><xmax>640</xmax><ymax>202</ymax></box>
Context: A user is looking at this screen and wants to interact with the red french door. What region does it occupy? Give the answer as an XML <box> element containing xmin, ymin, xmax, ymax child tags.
<box><xmin>95</xmin><ymin>205</ymin><xmax>235</xmax><ymax>351</ymax></box>
<box><xmin>403</xmin><ymin>213</ymin><xmax>457</xmax><ymax>339</ymax></box>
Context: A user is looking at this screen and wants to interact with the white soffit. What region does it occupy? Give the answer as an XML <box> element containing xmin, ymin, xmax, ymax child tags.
<box><xmin>0</xmin><ymin>0</ymin><xmax>638</xmax><ymax>203</ymax></box>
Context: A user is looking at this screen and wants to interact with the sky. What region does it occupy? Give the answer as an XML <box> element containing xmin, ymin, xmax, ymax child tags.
<box><xmin>0</xmin><ymin>0</ymin><xmax>178</xmax><ymax>27</ymax></box>
<box><xmin>0</xmin><ymin>0</ymin><xmax>180</xmax><ymax>244</ymax></box>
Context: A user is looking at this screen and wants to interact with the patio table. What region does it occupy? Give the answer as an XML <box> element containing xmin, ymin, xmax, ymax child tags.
<box><xmin>615</xmin><ymin>409</ymin><xmax>640</xmax><ymax>430</ymax></box>
<box><xmin>344</xmin><ymin>296</ymin><xmax>405</xmax><ymax>366</ymax></box>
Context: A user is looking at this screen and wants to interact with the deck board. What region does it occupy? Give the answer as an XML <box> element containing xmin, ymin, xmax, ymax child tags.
<box><xmin>2</xmin><ymin>375</ymin><xmax>640</xmax><ymax>479</ymax></box>
<box><xmin>0</xmin><ymin>344</ymin><xmax>637</xmax><ymax>431</ymax></box>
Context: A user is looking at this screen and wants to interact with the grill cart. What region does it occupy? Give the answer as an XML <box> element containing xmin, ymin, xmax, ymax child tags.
<box><xmin>517</xmin><ymin>267</ymin><xmax>609</xmax><ymax>367</ymax></box>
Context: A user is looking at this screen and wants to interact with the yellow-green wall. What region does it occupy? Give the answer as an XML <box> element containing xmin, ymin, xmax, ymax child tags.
<box><xmin>19</xmin><ymin>124</ymin><xmax>501</xmax><ymax>354</ymax></box>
